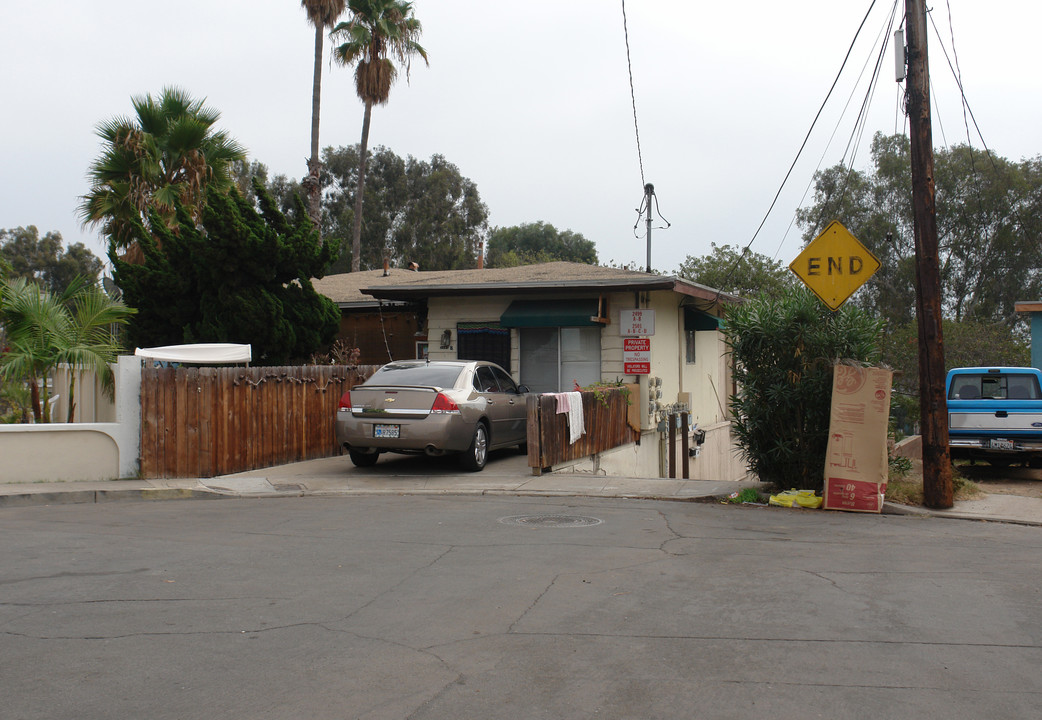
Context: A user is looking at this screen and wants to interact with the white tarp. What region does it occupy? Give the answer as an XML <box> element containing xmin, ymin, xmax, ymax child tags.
<box><xmin>134</xmin><ymin>343</ymin><xmax>252</xmax><ymax>365</ymax></box>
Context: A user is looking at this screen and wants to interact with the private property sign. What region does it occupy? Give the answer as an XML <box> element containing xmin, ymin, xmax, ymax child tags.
<box><xmin>789</xmin><ymin>220</ymin><xmax>880</xmax><ymax>311</ymax></box>
<box><xmin>623</xmin><ymin>337</ymin><xmax>651</xmax><ymax>375</ymax></box>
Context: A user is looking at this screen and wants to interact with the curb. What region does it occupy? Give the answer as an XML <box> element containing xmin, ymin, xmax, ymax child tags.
<box><xmin>0</xmin><ymin>487</ymin><xmax>226</xmax><ymax>508</ymax></box>
<box><xmin>3</xmin><ymin>487</ymin><xmax>1040</xmax><ymax>526</ymax></box>
<box><xmin>882</xmin><ymin>500</ymin><xmax>1042</xmax><ymax>527</ymax></box>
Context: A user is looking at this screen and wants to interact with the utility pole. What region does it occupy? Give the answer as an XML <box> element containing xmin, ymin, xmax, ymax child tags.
<box><xmin>905</xmin><ymin>0</ymin><xmax>953</xmax><ymax>508</ymax></box>
<box><xmin>644</xmin><ymin>183</ymin><xmax>654</xmax><ymax>273</ymax></box>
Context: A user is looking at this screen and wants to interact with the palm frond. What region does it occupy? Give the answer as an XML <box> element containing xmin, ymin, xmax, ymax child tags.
<box><xmin>302</xmin><ymin>0</ymin><xmax>346</xmax><ymax>26</ymax></box>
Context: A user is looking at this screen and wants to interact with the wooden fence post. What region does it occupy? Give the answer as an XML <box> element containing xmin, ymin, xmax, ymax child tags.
<box><xmin>681</xmin><ymin>411</ymin><xmax>690</xmax><ymax>480</ymax></box>
<box><xmin>526</xmin><ymin>394</ymin><xmax>542</xmax><ymax>475</ymax></box>
<box><xmin>668</xmin><ymin>411</ymin><xmax>677</xmax><ymax>479</ymax></box>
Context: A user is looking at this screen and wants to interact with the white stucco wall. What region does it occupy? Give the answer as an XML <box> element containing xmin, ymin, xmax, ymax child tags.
<box><xmin>0</xmin><ymin>356</ymin><xmax>141</xmax><ymax>483</ymax></box>
<box><xmin>683</xmin><ymin>330</ymin><xmax>732</xmax><ymax>428</ymax></box>
<box><xmin>552</xmin><ymin>421</ymin><xmax>748</xmax><ymax>482</ymax></box>
<box><xmin>0</xmin><ymin>426</ymin><xmax>120</xmax><ymax>482</ymax></box>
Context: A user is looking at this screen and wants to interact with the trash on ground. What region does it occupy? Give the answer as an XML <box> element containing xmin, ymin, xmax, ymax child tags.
<box><xmin>768</xmin><ymin>489</ymin><xmax>823</xmax><ymax>509</ymax></box>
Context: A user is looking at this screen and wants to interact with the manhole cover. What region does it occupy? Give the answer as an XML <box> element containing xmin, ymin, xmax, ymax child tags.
<box><xmin>498</xmin><ymin>514</ymin><xmax>603</xmax><ymax>528</ymax></box>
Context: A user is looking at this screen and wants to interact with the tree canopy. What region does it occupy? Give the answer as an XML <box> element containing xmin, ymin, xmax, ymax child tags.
<box><xmin>0</xmin><ymin>226</ymin><xmax>103</xmax><ymax>295</ymax></box>
<box><xmin>80</xmin><ymin>86</ymin><xmax>247</xmax><ymax>249</ymax></box>
<box><xmin>724</xmin><ymin>287</ymin><xmax>884</xmax><ymax>491</ymax></box>
<box><xmin>677</xmin><ymin>243</ymin><xmax>794</xmax><ymax>298</ymax></box>
<box><xmin>320</xmin><ymin>145</ymin><xmax>488</xmax><ymax>271</ymax></box>
<box><xmin>796</xmin><ymin>132</ymin><xmax>1042</xmax><ymax>331</ymax></box>
<box><xmin>110</xmin><ymin>183</ymin><xmax>340</xmax><ymax>364</ymax></box>
<box><xmin>486</xmin><ymin>222</ymin><xmax>598</xmax><ymax>268</ymax></box>
<box><xmin>880</xmin><ymin>317</ymin><xmax>1030</xmax><ymax>430</ymax></box>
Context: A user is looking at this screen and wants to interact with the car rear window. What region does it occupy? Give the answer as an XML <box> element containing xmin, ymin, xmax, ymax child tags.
<box><xmin>949</xmin><ymin>373</ymin><xmax>1042</xmax><ymax>400</ymax></box>
<box><xmin>367</xmin><ymin>363</ymin><xmax>463</xmax><ymax>388</ymax></box>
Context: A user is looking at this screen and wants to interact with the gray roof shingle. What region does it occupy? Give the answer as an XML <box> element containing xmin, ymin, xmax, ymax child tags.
<box><xmin>312</xmin><ymin>261</ymin><xmax>737</xmax><ymax>306</ymax></box>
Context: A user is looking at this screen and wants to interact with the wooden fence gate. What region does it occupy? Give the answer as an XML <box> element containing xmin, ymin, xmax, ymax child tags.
<box><xmin>139</xmin><ymin>365</ymin><xmax>379</xmax><ymax>478</ymax></box>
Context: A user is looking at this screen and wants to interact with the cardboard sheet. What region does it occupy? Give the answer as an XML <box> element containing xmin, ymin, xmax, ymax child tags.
<box><xmin>823</xmin><ymin>365</ymin><xmax>893</xmax><ymax>513</ymax></box>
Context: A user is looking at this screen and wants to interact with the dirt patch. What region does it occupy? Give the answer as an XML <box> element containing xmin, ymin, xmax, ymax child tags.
<box><xmin>888</xmin><ymin>458</ymin><xmax>1042</xmax><ymax>505</ymax></box>
<box><xmin>955</xmin><ymin>464</ymin><xmax>1042</xmax><ymax>499</ymax></box>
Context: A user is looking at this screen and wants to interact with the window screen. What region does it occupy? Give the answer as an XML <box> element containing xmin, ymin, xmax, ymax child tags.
<box><xmin>457</xmin><ymin>322</ymin><xmax>510</xmax><ymax>372</ymax></box>
<box><xmin>685</xmin><ymin>330</ymin><xmax>697</xmax><ymax>364</ymax></box>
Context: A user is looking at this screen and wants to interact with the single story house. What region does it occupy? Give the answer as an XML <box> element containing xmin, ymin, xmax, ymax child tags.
<box><xmin>314</xmin><ymin>262</ymin><xmax>747</xmax><ymax>480</ymax></box>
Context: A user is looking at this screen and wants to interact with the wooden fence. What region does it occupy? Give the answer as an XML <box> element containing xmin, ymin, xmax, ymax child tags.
<box><xmin>527</xmin><ymin>387</ymin><xmax>640</xmax><ymax>472</ymax></box>
<box><xmin>139</xmin><ymin>365</ymin><xmax>379</xmax><ymax>478</ymax></box>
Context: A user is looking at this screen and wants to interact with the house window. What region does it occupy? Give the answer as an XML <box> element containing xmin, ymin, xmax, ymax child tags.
<box><xmin>519</xmin><ymin>326</ymin><xmax>601</xmax><ymax>393</ymax></box>
<box><xmin>684</xmin><ymin>308</ymin><xmax>721</xmax><ymax>367</ymax></box>
<box><xmin>457</xmin><ymin>322</ymin><xmax>511</xmax><ymax>371</ymax></box>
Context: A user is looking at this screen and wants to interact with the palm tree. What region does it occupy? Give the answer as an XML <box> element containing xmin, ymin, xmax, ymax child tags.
<box><xmin>1</xmin><ymin>278</ymin><xmax>64</xmax><ymax>421</ymax></box>
<box><xmin>80</xmin><ymin>87</ymin><xmax>247</xmax><ymax>250</ymax></box>
<box><xmin>0</xmin><ymin>278</ymin><xmax>134</xmax><ymax>422</ymax></box>
<box><xmin>302</xmin><ymin>0</ymin><xmax>347</xmax><ymax>234</ymax></box>
<box><xmin>332</xmin><ymin>0</ymin><xmax>427</xmax><ymax>272</ymax></box>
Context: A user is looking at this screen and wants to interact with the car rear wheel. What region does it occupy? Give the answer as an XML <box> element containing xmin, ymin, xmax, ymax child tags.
<box><xmin>348</xmin><ymin>449</ymin><xmax>380</xmax><ymax>468</ymax></box>
<box><xmin>460</xmin><ymin>423</ymin><xmax>488</xmax><ymax>472</ymax></box>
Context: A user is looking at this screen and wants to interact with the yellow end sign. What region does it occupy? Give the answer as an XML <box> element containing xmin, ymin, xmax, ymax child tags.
<box><xmin>789</xmin><ymin>220</ymin><xmax>880</xmax><ymax>311</ymax></box>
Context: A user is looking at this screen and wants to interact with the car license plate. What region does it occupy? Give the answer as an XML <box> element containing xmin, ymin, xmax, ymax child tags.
<box><xmin>988</xmin><ymin>439</ymin><xmax>1015</xmax><ymax>450</ymax></box>
<box><xmin>373</xmin><ymin>424</ymin><xmax>400</xmax><ymax>439</ymax></box>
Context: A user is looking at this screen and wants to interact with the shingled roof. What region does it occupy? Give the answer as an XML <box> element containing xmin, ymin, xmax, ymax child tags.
<box><xmin>312</xmin><ymin>262</ymin><xmax>738</xmax><ymax>307</ymax></box>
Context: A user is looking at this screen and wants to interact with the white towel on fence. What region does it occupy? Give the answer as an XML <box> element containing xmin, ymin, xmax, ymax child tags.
<box><xmin>564</xmin><ymin>391</ymin><xmax>584</xmax><ymax>444</ymax></box>
<box><xmin>549</xmin><ymin>391</ymin><xmax>585</xmax><ymax>444</ymax></box>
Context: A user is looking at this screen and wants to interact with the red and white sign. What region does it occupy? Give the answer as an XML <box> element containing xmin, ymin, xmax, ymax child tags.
<box><xmin>620</xmin><ymin>309</ymin><xmax>655</xmax><ymax>336</ymax></box>
<box><xmin>624</xmin><ymin>337</ymin><xmax>651</xmax><ymax>375</ymax></box>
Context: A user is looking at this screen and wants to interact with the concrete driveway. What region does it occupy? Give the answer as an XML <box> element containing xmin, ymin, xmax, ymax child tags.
<box><xmin>223</xmin><ymin>446</ymin><xmax>534</xmax><ymax>480</ymax></box>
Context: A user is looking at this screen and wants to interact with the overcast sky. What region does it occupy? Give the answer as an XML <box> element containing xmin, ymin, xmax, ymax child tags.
<box><xmin>2</xmin><ymin>1</ymin><xmax>1040</xmax><ymax>276</ymax></box>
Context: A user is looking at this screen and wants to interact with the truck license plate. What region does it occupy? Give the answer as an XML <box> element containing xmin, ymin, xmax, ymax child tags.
<box><xmin>374</xmin><ymin>424</ymin><xmax>400</xmax><ymax>439</ymax></box>
<box><xmin>987</xmin><ymin>439</ymin><xmax>1015</xmax><ymax>450</ymax></box>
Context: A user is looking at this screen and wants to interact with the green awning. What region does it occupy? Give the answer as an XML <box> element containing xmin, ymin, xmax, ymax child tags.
<box><xmin>500</xmin><ymin>299</ymin><xmax>601</xmax><ymax>328</ymax></box>
<box><xmin>684</xmin><ymin>308</ymin><xmax>723</xmax><ymax>331</ymax></box>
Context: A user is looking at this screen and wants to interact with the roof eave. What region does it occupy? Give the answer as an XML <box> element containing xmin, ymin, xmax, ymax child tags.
<box><xmin>364</xmin><ymin>276</ymin><xmax>739</xmax><ymax>302</ymax></box>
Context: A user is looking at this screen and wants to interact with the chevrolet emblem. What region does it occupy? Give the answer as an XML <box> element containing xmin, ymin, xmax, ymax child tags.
<box><xmin>384</xmin><ymin>397</ymin><xmax>396</xmax><ymax>403</ymax></box>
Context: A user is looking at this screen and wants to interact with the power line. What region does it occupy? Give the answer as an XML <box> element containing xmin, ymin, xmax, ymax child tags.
<box><xmin>716</xmin><ymin>0</ymin><xmax>880</xmax><ymax>295</ymax></box>
<box><xmin>772</xmin><ymin>3</ymin><xmax>900</xmax><ymax>260</ymax></box>
<box><xmin>834</xmin><ymin>0</ymin><xmax>900</xmax><ymax>209</ymax></box>
<box><xmin>621</xmin><ymin>0</ymin><xmax>645</xmax><ymax>189</ymax></box>
<box><xmin>926</xmin><ymin>2</ymin><xmax>1042</xmax><ymax>270</ymax></box>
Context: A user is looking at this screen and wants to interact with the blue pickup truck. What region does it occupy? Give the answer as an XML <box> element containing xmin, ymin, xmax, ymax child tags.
<box><xmin>946</xmin><ymin>367</ymin><xmax>1042</xmax><ymax>467</ymax></box>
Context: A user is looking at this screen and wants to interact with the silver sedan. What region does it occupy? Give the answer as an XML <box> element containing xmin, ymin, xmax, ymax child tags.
<box><xmin>335</xmin><ymin>360</ymin><xmax>530</xmax><ymax>471</ymax></box>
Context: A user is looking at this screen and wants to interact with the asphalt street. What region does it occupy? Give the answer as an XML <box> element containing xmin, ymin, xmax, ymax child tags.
<box><xmin>2</xmin><ymin>494</ymin><xmax>1041</xmax><ymax>719</ymax></box>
